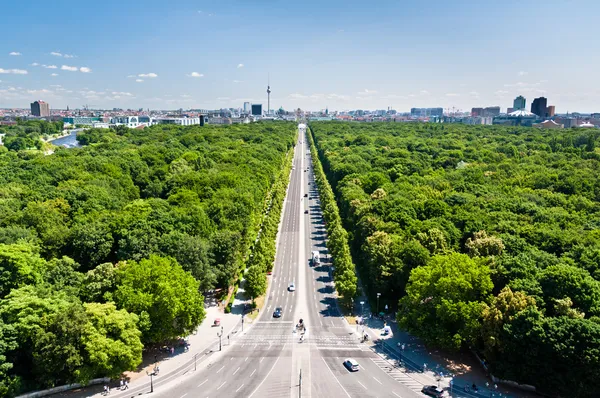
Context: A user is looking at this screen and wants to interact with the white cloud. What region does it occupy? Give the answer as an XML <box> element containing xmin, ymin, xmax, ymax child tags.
<box><xmin>139</xmin><ymin>73</ymin><xmax>157</xmax><ymax>78</ymax></box>
<box><xmin>217</xmin><ymin>97</ymin><xmax>230</xmax><ymax>100</ymax></box>
<box><xmin>43</xmin><ymin>65</ymin><xmax>57</xmax><ymax>69</ymax></box>
<box><xmin>50</xmin><ymin>52</ymin><xmax>63</xmax><ymax>57</ymax></box>
<box><xmin>237</xmin><ymin>63</ymin><xmax>244</xmax><ymax>68</ymax></box>
<box><xmin>61</xmin><ymin>65</ymin><xmax>78</xmax><ymax>72</ymax></box>
<box><xmin>31</xmin><ymin>62</ymin><xmax>39</xmax><ymax>66</ymax></box>
<box><xmin>51</xmin><ymin>73</ymin><xmax>58</xmax><ymax>76</ymax></box>
<box><xmin>79</xmin><ymin>67</ymin><xmax>92</xmax><ymax>73</ymax></box>
<box><xmin>446</xmin><ymin>93</ymin><xmax>460</xmax><ymax>97</ymax></box>
<box><xmin>181</xmin><ymin>94</ymin><xmax>192</xmax><ymax>98</ymax></box>
<box><xmin>64</xmin><ymin>54</ymin><xmax>75</xmax><ymax>58</ymax></box>
<box><xmin>357</xmin><ymin>89</ymin><xmax>377</xmax><ymax>96</ymax></box>
<box><xmin>50</xmin><ymin>85</ymin><xmax>62</xmax><ymax>87</ymax></box>
<box><xmin>494</xmin><ymin>90</ymin><xmax>509</xmax><ymax>96</ymax></box>
<box><xmin>9</xmin><ymin>52</ymin><xmax>21</xmax><ymax>56</ymax></box>
<box><xmin>111</xmin><ymin>91</ymin><xmax>133</xmax><ymax>96</ymax></box>
<box><xmin>136</xmin><ymin>79</ymin><xmax>144</xmax><ymax>82</ymax></box>
<box><xmin>188</xmin><ymin>72</ymin><xmax>204</xmax><ymax>77</ymax></box>
<box><xmin>0</xmin><ymin>68</ymin><xmax>28</xmax><ymax>74</ymax></box>
<box><xmin>232</xmin><ymin>80</ymin><xmax>243</xmax><ymax>83</ymax></box>
<box><xmin>197</xmin><ymin>10</ymin><xmax>202</xmax><ymax>13</ymax></box>
<box><xmin>420</xmin><ymin>90</ymin><xmax>430</xmax><ymax>95</ymax></box>
<box><xmin>518</xmin><ymin>71</ymin><xmax>528</xmax><ymax>76</ymax></box>
<box><xmin>127</xmin><ymin>75</ymin><xmax>136</xmax><ymax>78</ymax></box>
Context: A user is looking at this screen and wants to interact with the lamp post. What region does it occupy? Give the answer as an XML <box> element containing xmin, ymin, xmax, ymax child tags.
<box><xmin>376</xmin><ymin>293</ymin><xmax>381</xmax><ymax>314</ymax></box>
<box><xmin>146</xmin><ymin>370</ymin><xmax>154</xmax><ymax>393</ymax></box>
<box><xmin>218</xmin><ymin>326</ymin><xmax>223</xmax><ymax>351</ymax></box>
<box><xmin>351</xmin><ymin>298</ymin><xmax>354</xmax><ymax>316</ymax></box>
<box><xmin>242</xmin><ymin>315</ymin><xmax>244</xmax><ymax>332</ymax></box>
<box><xmin>360</xmin><ymin>301</ymin><xmax>364</xmax><ymax>316</ymax></box>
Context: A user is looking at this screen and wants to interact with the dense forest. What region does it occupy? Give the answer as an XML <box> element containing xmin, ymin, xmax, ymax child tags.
<box><xmin>0</xmin><ymin>121</ymin><xmax>296</xmax><ymax>396</ymax></box>
<box><xmin>310</xmin><ymin>121</ymin><xmax>600</xmax><ymax>397</ymax></box>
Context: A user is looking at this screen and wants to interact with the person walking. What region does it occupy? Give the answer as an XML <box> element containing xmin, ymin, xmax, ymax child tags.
<box><xmin>120</xmin><ymin>379</ymin><xmax>124</xmax><ymax>390</ymax></box>
<box><xmin>124</xmin><ymin>380</ymin><xmax>129</xmax><ymax>390</ymax></box>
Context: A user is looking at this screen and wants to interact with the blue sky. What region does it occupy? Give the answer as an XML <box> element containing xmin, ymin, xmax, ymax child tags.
<box><xmin>1</xmin><ymin>0</ymin><xmax>599</xmax><ymax>112</ymax></box>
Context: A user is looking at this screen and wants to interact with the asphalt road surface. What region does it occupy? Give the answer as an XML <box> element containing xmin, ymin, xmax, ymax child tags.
<box><xmin>156</xmin><ymin>125</ymin><xmax>423</xmax><ymax>398</ymax></box>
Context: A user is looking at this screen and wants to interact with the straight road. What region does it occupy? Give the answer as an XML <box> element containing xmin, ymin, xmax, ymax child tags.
<box><xmin>156</xmin><ymin>125</ymin><xmax>424</xmax><ymax>398</ymax></box>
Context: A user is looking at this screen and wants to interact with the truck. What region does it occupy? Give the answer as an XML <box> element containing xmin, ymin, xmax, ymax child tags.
<box><xmin>311</xmin><ymin>251</ymin><xmax>320</xmax><ymax>266</ymax></box>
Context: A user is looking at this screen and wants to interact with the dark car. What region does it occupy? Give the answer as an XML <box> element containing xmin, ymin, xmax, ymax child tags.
<box><xmin>421</xmin><ymin>385</ymin><xmax>447</xmax><ymax>398</ymax></box>
<box><xmin>273</xmin><ymin>307</ymin><xmax>283</xmax><ymax>318</ymax></box>
<box><xmin>304</xmin><ymin>193</ymin><xmax>308</xmax><ymax>197</ymax></box>
<box><xmin>304</xmin><ymin>210</ymin><xmax>309</xmax><ymax>214</ymax></box>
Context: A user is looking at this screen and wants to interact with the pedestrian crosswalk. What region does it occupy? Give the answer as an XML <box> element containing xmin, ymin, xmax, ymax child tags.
<box><xmin>370</xmin><ymin>358</ymin><xmax>423</xmax><ymax>392</ymax></box>
<box><xmin>233</xmin><ymin>333</ymin><xmax>368</xmax><ymax>349</ymax></box>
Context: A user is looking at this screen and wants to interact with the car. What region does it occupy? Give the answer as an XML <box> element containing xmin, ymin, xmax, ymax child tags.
<box><xmin>421</xmin><ymin>385</ymin><xmax>447</xmax><ymax>398</ymax></box>
<box><xmin>304</xmin><ymin>210</ymin><xmax>309</xmax><ymax>214</ymax></box>
<box><xmin>343</xmin><ymin>358</ymin><xmax>359</xmax><ymax>372</ymax></box>
<box><xmin>273</xmin><ymin>307</ymin><xmax>283</xmax><ymax>318</ymax></box>
<box><xmin>304</xmin><ymin>193</ymin><xmax>308</xmax><ymax>197</ymax></box>
<box><xmin>288</xmin><ymin>283</ymin><xmax>295</xmax><ymax>291</ymax></box>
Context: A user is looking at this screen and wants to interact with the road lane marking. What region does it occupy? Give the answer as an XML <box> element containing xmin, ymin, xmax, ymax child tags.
<box><xmin>392</xmin><ymin>392</ymin><xmax>401</xmax><ymax>397</ymax></box>
<box><xmin>236</xmin><ymin>384</ymin><xmax>244</xmax><ymax>393</ymax></box>
<box><xmin>216</xmin><ymin>381</ymin><xmax>226</xmax><ymax>390</ymax></box>
<box><xmin>260</xmin><ymin>357</ymin><xmax>264</xmax><ymax>363</ymax></box>
<box><xmin>180</xmin><ymin>394</ymin><xmax>187</xmax><ymax>398</ymax></box>
<box><xmin>233</xmin><ymin>366</ymin><xmax>240</xmax><ymax>375</ymax></box>
<box><xmin>197</xmin><ymin>380</ymin><xmax>208</xmax><ymax>388</ymax></box>
<box><xmin>248</xmin><ymin>357</ymin><xmax>280</xmax><ymax>398</ymax></box>
<box><xmin>251</xmin><ymin>369</ymin><xmax>257</xmax><ymax>377</ymax></box>
<box><xmin>321</xmin><ymin>357</ymin><xmax>351</xmax><ymax>398</ymax></box>
<box><xmin>216</xmin><ymin>365</ymin><xmax>225</xmax><ymax>373</ymax></box>
<box><xmin>373</xmin><ymin>376</ymin><xmax>382</xmax><ymax>385</ymax></box>
<box><xmin>230</xmin><ymin>357</ymin><xmax>234</xmax><ymax>361</ymax></box>
<box><xmin>245</xmin><ymin>357</ymin><xmax>248</xmax><ymax>362</ymax></box>
<box><xmin>357</xmin><ymin>381</ymin><xmax>367</xmax><ymax>389</ymax></box>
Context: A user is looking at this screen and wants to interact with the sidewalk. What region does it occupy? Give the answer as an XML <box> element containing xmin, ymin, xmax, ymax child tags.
<box><xmin>52</xmin><ymin>297</ymin><xmax>250</xmax><ymax>398</ymax></box>
<box><xmin>350</xmin><ymin>295</ymin><xmax>539</xmax><ymax>398</ymax></box>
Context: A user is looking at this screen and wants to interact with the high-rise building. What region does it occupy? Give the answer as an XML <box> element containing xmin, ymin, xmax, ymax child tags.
<box><xmin>531</xmin><ymin>97</ymin><xmax>548</xmax><ymax>117</ymax></box>
<box><xmin>31</xmin><ymin>100</ymin><xmax>50</xmax><ymax>117</ymax></box>
<box><xmin>513</xmin><ymin>96</ymin><xmax>526</xmax><ymax>111</ymax></box>
<box><xmin>243</xmin><ymin>102</ymin><xmax>251</xmax><ymax>114</ymax></box>
<box><xmin>507</xmin><ymin>107</ymin><xmax>515</xmax><ymax>114</ymax></box>
<box><xmin>546</xmin><ymin>105</ymin><xmax>556</xmax><ymax>117</ymax></box>
<box><xmin>471</xmin><ymin>107</ymin><xmax>484</xmax><ymax>117</ymax></box>
<box><xmin>251</xmin><ymin>104</ymin><xmax>263</xmax><ymax>116</ymax></box>
<box><xmin>483</xmin><ymin>106</ymin><xmax>500</xmax><ymax>117</ymax></box>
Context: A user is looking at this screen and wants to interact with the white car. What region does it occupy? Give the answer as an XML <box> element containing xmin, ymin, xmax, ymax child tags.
<box><xmin>288</xmin><ymin>283</ymin><xmax>296</xmax><ymax>292</ymax></box>
<box><xmin>343</xmin><ymin>358</ymin><xmax>359</xmax><ymax>372</ymax></box>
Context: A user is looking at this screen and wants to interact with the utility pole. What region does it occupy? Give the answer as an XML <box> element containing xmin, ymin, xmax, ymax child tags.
<box><xmin>299</xmin><ymin>368</ymin><xmax>302</xmax><ymax>398</ymax></box>
<box><xmin>218</xmin><ymin>326</ymin><xmax>223</xmax><ymax>351</ymax></box>
<box><xmin>146</xmin><ymin>370</ymin><xmax>154</xmax><ymax>393</ymax></box>
<box><xmin>194</xmin><ymin>353</ymin><xmax>197</xmax><ymax>371</ymax></box>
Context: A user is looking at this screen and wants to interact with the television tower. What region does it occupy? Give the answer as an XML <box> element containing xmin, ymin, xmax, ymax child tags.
<box><xmin>267</xmin><ymin>74</ymin><xmax>271</xmax><ymax>116</ymax></box>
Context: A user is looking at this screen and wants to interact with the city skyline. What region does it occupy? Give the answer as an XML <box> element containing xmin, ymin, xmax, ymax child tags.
<box><xmin>1</xmin><ymin>0</ymin><xmax>600</xmax><ymax>112</ymax></box>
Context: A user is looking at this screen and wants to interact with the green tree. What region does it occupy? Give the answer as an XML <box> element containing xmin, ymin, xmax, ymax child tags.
<box><xmin>114</xmin><ymin>255</ymin><xmax>205</xmax><ymax>343</ymax></box>
<box><xmin>0</xmin><ymin>243</ymin><xmax>45</xmax><ymax>298</ymax></box>
<box><xmin>398</xmin><ymin>252</ymin><xmax>493</xmax><ymax>350</ymax></box>
<box><xmin>245</xmin><ymin>264</ymin><xmax>267</xmax><ymax>301</ymax></box>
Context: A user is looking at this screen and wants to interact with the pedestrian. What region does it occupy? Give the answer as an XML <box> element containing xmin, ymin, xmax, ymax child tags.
<box><xmin>124</xmin><ymin>380</ymin><xmax>129</xmax><ymax>390</ymax></box>
<box><xmin>103</xmin><ymin>385</ymin><xmax>108</xmax><ymax>395</ymax></box>
<box><xmin>107</xmin><ymin>386</ymin><xmax>110</xmax><ymax>394</ymax></box>
<box><xmin>120</xmin><ymin>379</ymin><xmax>124</xmax><ymax>390</ymax></box>
<box><xmin>170</xmin><ymin>346</ymin><xmax>174</xmax><ymax>355</ymax></box>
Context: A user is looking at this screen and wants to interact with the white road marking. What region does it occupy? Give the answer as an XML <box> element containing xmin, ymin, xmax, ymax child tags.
<box><xmin>197</xmin><ymin>380</ymin><xmax>207</xmax><ymax>388</ymax></box>
<box><xmin>250</xmin><ymin>368</ymin><xmax>257</xmax><ymax>377</ymax></box>
<box><xmin>236</xmin><ymin>384</ymin><xmax>244</xmax><ymax>393</ymax></box>
<box><xmin>260</xmin><ymin>357</ymin><xmax>264</xmax><ymax>363</ymax></box>
<box><xmin>216</xmin><ymin>381</ymin><xmax>226</xmax><ymax>390</ymax></box>
<box><xmin>248</xmin><ymin>357</ymin><xmax>280</xmax><ymax>398</ymax></box>
<box><xmin>392</xmin><ymin>392</ymin><xmax>401</xmax><ymax>397</ymax></box>
<box><xmin>321</xmin><ymin>357</ymin><xmax>351</xmax><ymax>398</ymax></box>
<box><xmin>373</xmin><ymin>376</ymin><xmax>382</xmax><ymax>385</ymax></box>
<box><xmin>180</xmin><ymin>394</ymin><xmax>187</xmax><ymax>398</ymax></box>
<box><xmin>216</xmin><ymin>365</ymin><xmax>225</xmax><ymax>373</ymax></box>
<box><xmin>233</xmin><ymin>366</ymin><xmax>240</xmax><ymax>375</ymax></box>
<box><xmin>245</xmin><ymin>357</ymin><xmax>248</xmax><ymax>362</ymax></box>
<box><xmin>357</xmin><ymin>381</ymin><xmax>367</xmax><ymax>389</ymax></box>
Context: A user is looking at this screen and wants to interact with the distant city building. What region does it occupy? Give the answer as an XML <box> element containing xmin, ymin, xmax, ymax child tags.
<box><xmin>534</xmin><ymin>120</ymin><xmax>563</xmax><ymax>129</ymax></box>
<box><xmin>411</xmin><ymin>107</ymin><xmax>443</xmax><ymax>117</ymax></box>
<box><xmin>153</xmin><ymin>117</ymin><xmax>202</xmax><ymax>126</ymax></box>
<box><xmin>546</xmin><ymin>105</ymin><xmax>556</xmax><ymax>117</ymax></box>
<box><xmin>531</xmin><ymin>97</ymin><xmax>548</xmax><ymax>117</ymax></box>
<box><xmin>483</xmin><ymin>106</ymin><xmax>500</xmax><ymax>117</ymax></box>
<box><xmin>243</xmin><ymin>102</ymin><xmax>251</xmax><ymax>114</ymax></box>
<box><xmin>591</xmin><ymin>113</ymin><xmax>600</xmax><ymax>119</ymax></box>
<box><xmin>31</xmin><ymin>100</ymin><xmax>50</xmax><ymax>117</ymax></box>
<box><xmin>555</xmin><ymin>117</ymin><xmax>578</xmax><ymax>128</ymax></box>
<box><xmin>251</xmin><ymin>104</ymin><xmax>263</xmax><ymax>116</ymax></box>
<box><xmin>63</xmin><ymin>116</ymin><xmax>101</xmax><ymax>125</ymax></box>
<box><xmin>513</xmin><ymin>95</ymin><xmax>526</xmax><ymax>111</ymax></box>
<box><xmin>493</xmin><ymin>109</ymin><xmax>538</xmax><ymax>126</ymax></box>
<box><xmin>465</xmin><ymin>116</ymin><xmax>493</xmax><ymax>125</ymax></box>
<box><xmin>506</xmin><ymin>107</ymin><xmax>515</xmax><ymax>114</ymax></box>
<box><xmin>471</xmin><ymin>107</ymin><xmax>484</xmax><ymax>117</ymax></box>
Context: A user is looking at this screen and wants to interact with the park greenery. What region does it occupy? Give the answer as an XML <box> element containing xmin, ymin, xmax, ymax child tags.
<box><xmin>0</xmin><ymin>120</ymin><xmax>64</xmax><ymax>151</ymax></box>
<box><xmin>0</xmin><ymin>121</ymin><xmax>296</xmax><ymax>396</ymax></box>
<box><xmin>310</xmin><ymin>121</ymin><xmax>600</xmax><ymax>397</ymax></box>
<box><xmin>306</xmin><ymin>126</ymin><xmax>358</xmax><ymax>302</ymax></box>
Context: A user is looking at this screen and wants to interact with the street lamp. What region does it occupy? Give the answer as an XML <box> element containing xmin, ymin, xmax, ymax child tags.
<box><xmin>218</xmin><ymin>326</ymin><xmax>224</xmax><ymax>351</ymax></box>
<box><xmin>360</xmin><ymin>301</ymin><xmax>364</xmax><ymax>316</ymax></box>
<box><xmin>376</xmin><ymin>293</ymin><xmax>381</xmax><ymax>314</ymax></box>
<box><xmin>146</xmin><ymin>370</ymin><xmax>154</xmax><ymax>393</ymax></box>
<box><xmin>351</xmin><ymin>298</ymin><xmax>354</xmax><ymax>316</ymax></box>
